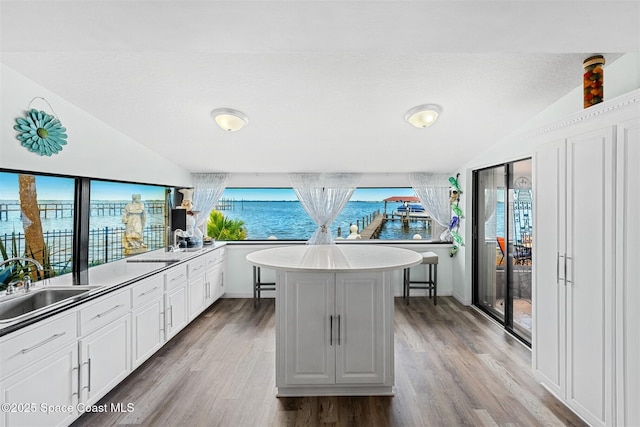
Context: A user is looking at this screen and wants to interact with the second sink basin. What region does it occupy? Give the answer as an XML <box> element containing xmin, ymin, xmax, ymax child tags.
<box><xmin>0</xmin><ymin>287</ymin><xmax>93</xmax><ymax>322</ymax></box>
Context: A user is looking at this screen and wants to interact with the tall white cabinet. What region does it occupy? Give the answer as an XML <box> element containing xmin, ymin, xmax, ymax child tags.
<box><xmin>533</xmin><ymin>91</ymin><xmax>639</xmax><ymax>427</ymax></box>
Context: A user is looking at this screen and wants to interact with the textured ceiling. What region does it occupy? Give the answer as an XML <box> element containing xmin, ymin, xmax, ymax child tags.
<box><xmin>1</xmin><ymin>1</ymin><xmax>638</xmax><ymax>174</ymax></box>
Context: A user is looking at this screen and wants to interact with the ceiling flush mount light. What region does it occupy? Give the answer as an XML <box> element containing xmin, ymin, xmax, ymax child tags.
<box><xmin>211</xmin><ymin>108</ymin><xmax>248</xmax><ymax>132</ymax></box>
<box><xmin>404</xmin><ymin>104</ymin><xmax>441</xmax><ymax>128</ymax></box>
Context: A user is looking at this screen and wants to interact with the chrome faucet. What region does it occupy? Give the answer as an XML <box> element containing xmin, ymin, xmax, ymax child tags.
<box><xmin>0</xmin><ymin>257</ymin><xmax>44</xmax><ymax>294</ymax></box>
<box><xmin>170</xmin><ymin>229</ymin><xmax>185</xmax><ymax>252</ymax></box>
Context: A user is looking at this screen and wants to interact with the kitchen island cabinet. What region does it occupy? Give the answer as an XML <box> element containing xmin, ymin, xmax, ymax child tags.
<box><xmin>246</xmin><ymin>245</ymin><xmax>422</xmax><ymax>396</ymax></box>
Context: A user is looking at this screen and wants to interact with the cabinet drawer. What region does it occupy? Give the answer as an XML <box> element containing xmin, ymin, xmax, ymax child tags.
<box><xmin>206</xmin><ymin>249</ymin><xmax>224</xmax><ymax>267</ymax></box>
<box><xmin>188</xmin><ymin>258</ymin><xmax>206</xmax><ymax>279</ymax></box>
<box><xmin>165</xmin><ymin>264</ymin><xmax>187</xmax><ymax>291</ymax></box>
<box><xmin>79</xmin><ymin>290</ymin><xmax>131</xmax><ymax>336</ymax></box>
<box><xmin>0</xmin><ymin>311</ymin><xmax>77</xmax><ymax>377</ymax></box>
<box><xmin>132</xmin><ymin>274</ymin><xmax>164</xmax><ymax>308</ymax></box>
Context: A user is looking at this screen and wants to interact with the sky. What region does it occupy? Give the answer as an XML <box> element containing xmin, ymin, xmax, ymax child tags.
<box><xmin>221</xmin><ymin>187</ymin><xmax>416</xmax><ymax>201</ymax></box>
<box><xmin>0</xmin><ymin>171</ymin><xmax>415</xmax><ymax>202</ymax></box>
<box><xmin>0</xmin><ymin>173</ymin><xmax>166</xmax><ymax>201</ymax></box>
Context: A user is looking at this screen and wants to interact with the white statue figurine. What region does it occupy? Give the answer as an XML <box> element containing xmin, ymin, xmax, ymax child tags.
<box><xmin>122</xmin><ymin>194</ymin><xmax>147</xmax><ymax>255</ymax></box>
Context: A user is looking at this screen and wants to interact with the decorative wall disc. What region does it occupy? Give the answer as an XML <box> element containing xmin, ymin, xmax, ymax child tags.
<box><xmin>14</xmin><ymin>108</ymin><xmax>68</xmax><ymax>156</ymax></box>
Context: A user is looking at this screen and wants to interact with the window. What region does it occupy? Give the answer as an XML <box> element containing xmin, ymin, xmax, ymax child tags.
<box><xmin>89</xmin><ymin>181</ymin><xmax>168</xmax><ymax>265</ymax></box>
<box><xmin>1</xmin><ymin>169</ymin><xmax>170</xmax><ymax>288</ymax></box>
<box><xmin>217</xmin><ymin>188</ymin><xmax>434</xmax><ymax>240</ymax></box>
<box><xmin>0</xmin><ymin>171</ymin><xmax>75</xmax><ymax>287</ymax></box>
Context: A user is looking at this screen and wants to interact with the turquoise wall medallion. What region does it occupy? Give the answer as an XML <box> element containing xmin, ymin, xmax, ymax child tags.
<box><xmin>14</xmin><ymin>109</ymin><xmax>68</xmax><ymax>156</ymax></box>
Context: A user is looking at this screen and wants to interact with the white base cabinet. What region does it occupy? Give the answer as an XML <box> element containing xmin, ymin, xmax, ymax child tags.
<box><xmin>0</xmin><ymin>246</ymin><xmax>226</xmax><ymax>427</ymax></box>
<box><xmin>0</xmin><ymin>343</ymin><xmax>79</xmax><ymax>427</ymax></box>
<box><xmin>165</xmin><ymin>265</ymin><xmax>188</xmax><ymax>340</ymax></box>
<box><xmin>276</xmin><ymin>271</ymin><xmax>393</xmax><ymax>396</ymax></box>
<box><xmin>533</xmin><ymin>91</ymin><xmax>639</xmax><ymax>427</ymax></box>
<box><xmin>79</xmin><ymin>315</ymin><xmax>131</xmax><ymax>406</ymax></box>
<box><xmin>131</xmin><ymin>274</ymin><xmax>165</xmax><ymax>368</ymax></box>
<box><xmin>206</xmin><ymin>248</ymin><xmax>225</xmax><ymax>303</ymax></box>
<box><xmin>187</xmin><ymin>257</ymin><xmax>207</xmax><ymax>320</ymax></box>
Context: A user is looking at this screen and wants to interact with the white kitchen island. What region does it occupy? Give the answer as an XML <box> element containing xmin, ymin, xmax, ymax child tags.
<box><xmin>246</xmin><ymin>245</ymin><xmax>423</xmax><ymax>397</ymax></box>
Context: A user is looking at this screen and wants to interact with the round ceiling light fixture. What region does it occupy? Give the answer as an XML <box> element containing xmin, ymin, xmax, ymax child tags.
<box><xmin>404</xmin><ymin>104</ymin><xmax>441</xmax><ymax>128</ymax></box>
<box><xmin>211</xmin><ymin>108</ymin><xmax>248</xmax><ymax>132</ymax></box>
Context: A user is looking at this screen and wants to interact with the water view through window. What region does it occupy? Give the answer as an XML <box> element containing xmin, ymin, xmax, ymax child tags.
<box><xmin>218</xmin><ymin>188</ymin><xmax>435</xmax><ymax>240</ymax></box>
<box><xmin>89</xmin><ymin>180</ymin><xmax>168</xmax><ymax>264</ymax></box>
<box><xmin>0</xmin><ymin>172</ymin><xmax>75</xmax><ymax>285</ymax></box>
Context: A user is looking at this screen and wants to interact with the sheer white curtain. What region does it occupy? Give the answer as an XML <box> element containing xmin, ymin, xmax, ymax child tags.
<box><xmin>191</xmin><ymin>173</ymin><xmax>230</xmax><ymax>231</ymax></box>
<box><xmin>409</xmin><ymin>172</ymin><xmax>452</xmax><ymax>241</ymax></box>
<box><xmin>290</xmin><ymin>173</ymin><xmax>362</xmax><ymax>245</ymax></box>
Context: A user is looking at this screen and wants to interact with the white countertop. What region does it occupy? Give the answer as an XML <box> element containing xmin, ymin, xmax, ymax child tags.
<box><xmin>246</xmin><ymin>245</ymin><xmax>423</xmax><ymax>272</ymax></box>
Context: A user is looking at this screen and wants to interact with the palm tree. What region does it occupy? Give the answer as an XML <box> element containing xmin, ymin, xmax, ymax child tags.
<box><xmin>18</xmin><ymin>175</ymin><xmax>46</xmax><ymax>280</ymax></box>
<box><xmin>207</xmin><ymin>210</ymin><xmax>247</xmax><ymax>240</ymax></box>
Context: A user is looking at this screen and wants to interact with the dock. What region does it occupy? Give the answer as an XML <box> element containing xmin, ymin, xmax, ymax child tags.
<box><xmin>351</xmin><ymin>210</ymin><xmax>432</xmax><ymax>240</ymax></box>
<box><xmin>360</xmin><ymin>213</ymin><xmax>385</xmax><ymax>239</ymax></box>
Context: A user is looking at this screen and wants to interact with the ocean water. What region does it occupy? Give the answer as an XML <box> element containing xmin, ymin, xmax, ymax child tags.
<box><xmin>0</xmin><ymin>199</ymin><xmax>433</xmax><ymax>241</ymax></box>
<box><xmin>222</xmin><ymin>200</ymin><xmax>432</xmax><ymax>240</ymax></box>
<box><xmin>0</xmin><ymin>200</ymin><xmax>166</xmax><ymax>235</ymax></box>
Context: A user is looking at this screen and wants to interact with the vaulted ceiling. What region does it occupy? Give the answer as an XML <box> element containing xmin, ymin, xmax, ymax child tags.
<box><xmin>1</xmin><ymin>1</ymin><xmax>638</xmax><ymax>174</ymax></box>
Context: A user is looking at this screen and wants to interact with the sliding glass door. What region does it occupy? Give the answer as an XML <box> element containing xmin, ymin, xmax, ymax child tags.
<box><xmin>473</xmin><ymin>159</ymin><xmax>532</xmax><ymax>344</ymax></box>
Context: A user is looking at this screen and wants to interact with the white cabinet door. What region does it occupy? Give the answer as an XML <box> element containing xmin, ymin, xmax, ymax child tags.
<box><xmin>280</xmin><ymin>272</ymin><xmax>335</xmax><ymax>386</ymax></box>
<box><xmin>0</xmin><ymin>343</ymin><xmax>79</xmax><ymax>427</ymax></box>
<box><xmin>335</xmin><ymin>272</ymin><xmax>386</xmax><ymax>385</ymax></box>
<box><xmin>80</xmin><ymin>314</ymin><xmax>131</xmax><ymax>406</ymax></box>
<box><xmin>533</xmin><ymin>138</ymin><xmax>567</xmax><ymax>397</ymax></box>
<box><xmin>132</xmin><ymin>298</ymin><xmax>164</xmax><ymax>368</ymax></box>
<box><xmin>188</xmin><ymin>257</ymin><xmax>207</xmax><ymax>319</ymax></box>
<box><xmin>565</xmin><ymin>127</ymin><xmax>615</xmax><ymax>426</ymax></box>
<box><xmin>534</xmin><ymin>127</ymin><xmax>615</xmax><ymax>427</ymax></box>
<box><xmin>279</xmin><ymin>271</ymin><xmax>389</xmax><ymax>389</ymax></box>
<box><xmin>205</xmin><ymin>248</ymin><xmax>225</xmax><ymax>303</ymax></box>
<box><xmin>616</xmin><ymin>117</ymin><xmax>640</xmax><ymax>427</ymax></box>
<box><xmin>165</xmin><ymin>285</ymin><xmax>188</xmax><ymax>339</ymax></box>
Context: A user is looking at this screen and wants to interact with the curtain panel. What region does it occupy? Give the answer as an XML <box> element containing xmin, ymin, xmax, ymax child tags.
<box><xmin>191</xmin><ymin>173</ymin><xmax>230</xmax><ymax>231</ymax></box>
<box><xmin>290</xmin><ymin>173</ymin><xmax>362</xmax><ymax>245</ymax></box>
<box><xmin>409</xmin><ymin>172</ymin><xmax>452</xmax><ymax>241</ymax></box>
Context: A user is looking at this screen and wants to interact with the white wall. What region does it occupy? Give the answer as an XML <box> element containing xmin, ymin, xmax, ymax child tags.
<box><xmin>0</xmin><ymin>65</ymin><xmax>192</xmax><ymax>186</ymax></box>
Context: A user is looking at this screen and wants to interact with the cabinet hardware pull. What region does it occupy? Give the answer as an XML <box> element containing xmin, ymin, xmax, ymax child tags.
<box><xmin>20</xmin><ymin>332</ymin><xmax>65</xmax><ymax>354</ymax></box>
<box><xmin>565</xmin><ymin>256</ymin><xmax>572</xmax><ymax>284</ymax></box>
<box><xmin>558</xmin><ymin>254</ymin><xmax>565</xmax><ymax>283</ymax></box>
<box><xmin>170</xmin><ymin>274</ymin><xmax>185</xmax><ymax>282</ymax></box>
<box><xmin>337</xmin><ymin>315</ymin><xmax>341</xmax><ymax>345</ymax></box>
<box><xmin>82</xmin><ymin>359</ymin><xmax>92</xmax><ymax>392</ymax></box>
<box><xmin>72</xmin><ymin>364</ymin><xmax>80</xmax><ymax>399</ymax></box>
<box><xmin>93</xmin><ymin>304</ymin><xmax>123</xmax><ymax>319</ymax></box>
<box><xmin>330</xmin><ymin>315</ymin><xmax>333</xmax><ymax>345</ymax></box>
<box><xmin>169</xmin><ymin>306</ymin><xmax>173</xmax><ymax>327</ymax></box>
<box><xmin>139</xmin><ymin>286</ymin><xmax>159</xmax><ymax>297</ymax></box>
<box><xmin>87</xmin><ymin>358</ymin><xmax>91</xmax><ymax>392</ymax></box>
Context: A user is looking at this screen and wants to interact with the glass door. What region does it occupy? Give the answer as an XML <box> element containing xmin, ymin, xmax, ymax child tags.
<box><xmin>473</xmin><ymin>159</ymin><xmax>532</xmax><ymax>344</ymax></box>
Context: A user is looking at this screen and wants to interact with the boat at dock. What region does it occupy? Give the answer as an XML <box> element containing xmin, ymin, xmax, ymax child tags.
<box><xmin>396</xmin><ymin>203</ymin><xmax>425</xmax><ymax>213</ymax></box>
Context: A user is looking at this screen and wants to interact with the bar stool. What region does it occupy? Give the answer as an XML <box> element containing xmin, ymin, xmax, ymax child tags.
<box><xmin>403</xmin><ymin>251</ymin><xmax>438</xmax><ymax>305</ymax></box>
<box><xmin>253</xmin><ymin>266</ymin><xmax>275</xmax><ymax>307</ymax></box>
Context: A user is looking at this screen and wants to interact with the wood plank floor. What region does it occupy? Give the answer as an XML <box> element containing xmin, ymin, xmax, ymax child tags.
<box><xmin>72</xmin><ymin>297</ymin><xmax>586</xmax><ymax>427</ymax></box>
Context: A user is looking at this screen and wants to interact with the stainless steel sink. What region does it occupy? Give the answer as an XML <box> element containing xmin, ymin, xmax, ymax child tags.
<box><xmin>0</xmin><ymin>287</ymin><xmax>93</xmax><ymax>322</ymax></box>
